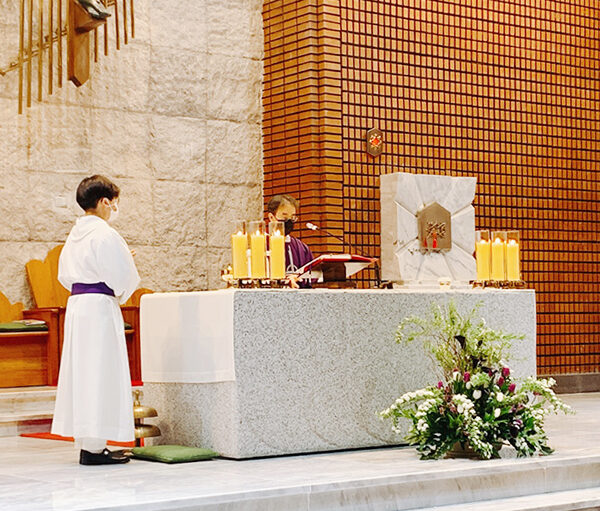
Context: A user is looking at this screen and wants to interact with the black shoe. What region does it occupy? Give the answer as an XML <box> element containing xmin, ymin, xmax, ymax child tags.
<box><xmin>80</xmin><ymin>448</ymin><xmax>130</xmax><ymax>465</ymax></box>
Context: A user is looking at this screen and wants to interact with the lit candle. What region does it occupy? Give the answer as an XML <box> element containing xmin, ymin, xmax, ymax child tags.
<box><xmin>250</xmin><ymin>230</ymin><xmax>267</xmax><ymax>278</ymax></box>
<box><xmin>490</xmin><ymin>237</ymin><xmax>506</xmax><ymax>281</ymax></box>
<box><xmin>506</xmin><ymin>239</ymin><xmax>520</xmax><ymax>281</ymax></box>
<box><xmin>231</xmin><ymin>231</ymin><xmax>248</xmax><ymax>279</ymax></box>
<box><xmin>269</xmin><ymin>230</ymin><xmax>286</xmax><ymax>279</ymax></box>
<box><xmin>475</xmin><ymin>238</ymin><xmax>491</xmax><ymax>281</ymax></box>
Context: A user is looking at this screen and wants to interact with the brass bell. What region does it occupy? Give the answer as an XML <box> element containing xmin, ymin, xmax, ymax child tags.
<box><xmin>132</xmin><ymin>389</ymin><xmax>161</xmax><ymax>447</ymax></box>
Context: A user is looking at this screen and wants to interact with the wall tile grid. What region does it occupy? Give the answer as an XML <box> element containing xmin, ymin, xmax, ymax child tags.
<box><xmin>262</xmin><ymin>0</ymin><xmax>600</xmax><ymax>375</ymax></box>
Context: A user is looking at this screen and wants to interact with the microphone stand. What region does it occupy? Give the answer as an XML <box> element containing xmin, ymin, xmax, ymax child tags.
<box><xmin>306</xmin><ymin>223</ymin><xmax>382</xmax><ymax>288</ymax></box>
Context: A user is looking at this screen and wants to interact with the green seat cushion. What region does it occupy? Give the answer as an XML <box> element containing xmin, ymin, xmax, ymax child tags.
<box><xmin>124</xmin><ymin>322</ymin><xmax>133</xmax><ymax>330</ymax></box>
<box><xmin>0</xmin><ymin>320</ymin><xmax>48</xmax><ymax>332</ymax></box>
<box><xmin>131</xmin><ymin>445</ymin><xmax>218</xmax><ymax>464</ymax></box>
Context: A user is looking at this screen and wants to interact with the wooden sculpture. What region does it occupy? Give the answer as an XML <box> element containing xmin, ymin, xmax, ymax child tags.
<box><xmin>0</xmin><ymin>0</ymin><xmax>135</xmax><ymax>113</ymax></box>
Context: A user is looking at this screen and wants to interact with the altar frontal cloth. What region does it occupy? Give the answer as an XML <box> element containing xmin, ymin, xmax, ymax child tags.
<box><xmin>140</xmin><ymin>291</ymin><xmax>236</xmax><ymax>383</ymax></box>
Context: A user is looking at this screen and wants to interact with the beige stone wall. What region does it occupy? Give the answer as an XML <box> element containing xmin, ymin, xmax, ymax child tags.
<box><xmin>0</xmin><ymin>0</ymin><xmax>263</xmax><ymax>306</ymax></box>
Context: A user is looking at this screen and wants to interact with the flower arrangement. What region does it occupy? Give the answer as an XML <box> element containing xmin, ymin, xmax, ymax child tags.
<box><xmin>380</xmin><ymin>302</ymin><xmax>572</xmax><ymax>460</ymax></box>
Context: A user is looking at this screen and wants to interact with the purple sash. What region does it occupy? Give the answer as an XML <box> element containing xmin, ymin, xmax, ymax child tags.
<box><xmin>71</xmin><ymin>282</ymin><xmax>115</xmax><ymax>297</ymax></box>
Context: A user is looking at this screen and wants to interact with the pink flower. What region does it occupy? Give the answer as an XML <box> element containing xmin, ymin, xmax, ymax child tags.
<box><xmin>502</xmin><ymin>367</ymin><xmax>510</xmax><ymax>377</ymax></box>
<box><xmin>497</xmin><ymin>377</ymin><xmax>505</xmax><ymax>386</ymax></box>
<box><xmin>463</xmin><ymin>372</ymin><xmax>470</xmax><ymax>382</ymax></box>
<box><xmin>508</xmin><ymin>383</ymin><xmax>516</xmax><ymax>393</ymax></box>
<box><xmin>437</xmin><ymin>381</ymin><xmax>444</xmax><ymax>389</ymax></box>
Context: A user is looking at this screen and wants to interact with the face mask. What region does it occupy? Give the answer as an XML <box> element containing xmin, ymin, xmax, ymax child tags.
<box><xmin>108</xmin><ymin>202</ymin><xmax>119</xmax><ymax>223</ymax></box>
<box><xmin>282</xmin><ymin>218</ymin><xmax>294</xmax><ymax>236</ymax></box>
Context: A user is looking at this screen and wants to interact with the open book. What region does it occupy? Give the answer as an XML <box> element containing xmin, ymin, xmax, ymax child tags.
<box><xmin>292</xmin><ymin>254</ymin><xmax>377</xmax><ymax>282</ymax></box>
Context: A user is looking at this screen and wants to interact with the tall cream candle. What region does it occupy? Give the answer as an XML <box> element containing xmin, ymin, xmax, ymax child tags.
<box><xmin>250</xmin><ymin>230</ymin><xmax>266</xmax><ymax>278</ymax></box>
<box><xmin>506</xmin><ymin>239</ymin><xmax>520</xmax><ymax>281</ymax></box>
<box><xmin>231</xmin><ymin>231</ymin><xmax>248</xmax><ymax>279</ymax></box>
<box><xmin>475</xmin><ymin>239</ymin><xmax>491</xmax><ymax>281</ymax></box>
<box><xmin>490</xmin><ymin>237</ymin><xmax>506</xmax><ymax>281</ymax></box>
<box><xmin>269</xmin><ymin>231</ymin><xmax>285</xmax><ymax>279</ymax></box>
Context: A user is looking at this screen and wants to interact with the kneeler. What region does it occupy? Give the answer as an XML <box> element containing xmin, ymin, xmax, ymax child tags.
<box><xmin>25</xmin><ymin>245</ymin><xmax>152</xmax><ymax>385</ymax></box>
<box><xmin>0</xmin><ymin>290</ymin><xmax>60</xmax><ymax>387</ymax></box>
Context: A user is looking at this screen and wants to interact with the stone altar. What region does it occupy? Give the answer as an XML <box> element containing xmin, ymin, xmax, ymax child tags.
<box><xmin>140</xmin><ymin>288</ymin><xmax>536</xmax><ymax>459</ymax></box>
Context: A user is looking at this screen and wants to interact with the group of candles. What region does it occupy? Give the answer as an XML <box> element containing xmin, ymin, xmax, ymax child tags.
<box><xmin>231</xmin><ymin>221</ymin><xmax>286</xmax><ymax>280</ymax></box>
<box><xmin>475</xmin><ymin>230</ymin><xmax>521</xmax><ymax>282</ymax></box>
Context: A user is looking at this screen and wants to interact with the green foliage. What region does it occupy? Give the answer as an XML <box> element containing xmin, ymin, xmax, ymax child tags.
<box><xmin>381</xmin><ymin>301</ymin><xmax>573</xmax><ymax>460</ymax></box>
<box><xmin>395</xmin><ymin>301</ymin><xmax>522</xmax><ymax>380</ymax></box>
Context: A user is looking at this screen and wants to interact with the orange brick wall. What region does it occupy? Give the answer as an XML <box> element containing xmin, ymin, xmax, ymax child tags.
<box><xmin>262</xmin><ymin>0</ymin><xmax>600</xmax><ymax>375</ymax></box>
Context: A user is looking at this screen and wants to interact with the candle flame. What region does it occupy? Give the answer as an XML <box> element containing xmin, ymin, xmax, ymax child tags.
<box><xmin>508</xmin><ymin>239</ymin><xmax>518</xmax><ymax>245</ymax></box>
<box><xmin>255</xmin><ymin>230</ymin><xmax>261</xmax><ymax>236</ymax></box>
<box><xmin>236</xmin><ymin>231</ymin><xmax>243</xmax><ymax>236</ymax></box>
<box><xmin>494</xmin><ymin>238</ymin><xmax>503</xmax><ymax>244</ymax></box>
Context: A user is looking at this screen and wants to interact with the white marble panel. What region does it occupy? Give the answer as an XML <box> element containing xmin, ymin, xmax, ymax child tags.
<box><xmin>438</xmin><ymin>175</ymin><xmax>477</xmax><ymax>214</ymax></box>
<box><xmin>416</xmin><ymin>251</ymin><xmax>453</xmax><ymax>281</ymax></box>
<box><xmin>379</xmin><ymin>183</ymin><xmax>399</xmax><ymax>282</ymax></box>
<box><xmin>452</xmin><ymin>205</ymin><xmax>476</xmax><ymax>254</ymax></box>
<box><xmin>445</xmin><ymin>245</ymin><xmax>477</xmax><ymax>282</ymax></box>
<box><xmin>415</xmin><ymin>173</ymin><xmax>455</xmax><ymax>209</ymax></box>
<box><xmin>388</xmin><ymin>172</ymin><xmax>422</xmax><ymax>215</ymax></box>
<box><xmin>396</xmin><ymin>203</ymin><xmax>418</xmax><ymax>247</ymax></box>
<box><xmin>380</xmin><ymin>172</ymin><xmax>477</xmax><ymax>285</ymax></box>
<box><xmin>395</xmin><ymin>239</ymin><xmax>422</xmax><ymax>281</ymax></box>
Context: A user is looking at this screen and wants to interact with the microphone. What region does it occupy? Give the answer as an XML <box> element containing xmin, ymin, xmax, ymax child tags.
<box><xmin>305</xmin><ymin>222</ymin><xmax>345</xmax><ymax>246</ymax></box>
<box><xmin>305</xmin><ymin>222</ymin><xmax>382</xmax><ymax>287</ymax></box>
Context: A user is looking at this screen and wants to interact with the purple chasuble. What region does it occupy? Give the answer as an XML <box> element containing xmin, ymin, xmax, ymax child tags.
<box><xmin>286</xmin><ymin>236</ymin><xmax>314</xmax><ymax>288</ymax></box>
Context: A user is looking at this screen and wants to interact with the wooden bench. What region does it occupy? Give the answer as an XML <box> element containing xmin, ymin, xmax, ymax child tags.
<box><xmin>25</xmin><ymin>245</ymin><xmax>151</xmax><ymax>386</ymax></box>
<box><xmin>0</xmin><ymin>291</ymin><xmax>60</xmax><ymax>387</ymax></box>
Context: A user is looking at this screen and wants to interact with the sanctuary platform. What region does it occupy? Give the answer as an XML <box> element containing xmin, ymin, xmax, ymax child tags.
<box><xmin>140</xmin><ymin>288</ymin><xmax>536</xmax><ymax>458</ymax></box>
<box><xmin>1</xmin><ymin>393</ymin><xmax>598</xmax><ymax>511</ymax></box>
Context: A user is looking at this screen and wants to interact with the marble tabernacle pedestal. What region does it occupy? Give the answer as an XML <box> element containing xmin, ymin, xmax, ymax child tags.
<box><xmin>140</xmin><ymin>288</ymin><xmax>536</xmax><ymax>459</ymax></box>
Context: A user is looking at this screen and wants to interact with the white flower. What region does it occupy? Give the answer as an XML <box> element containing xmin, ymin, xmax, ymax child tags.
<box><xmin>466</xmin><ymin>381</ymin><xmax>472</xmax><ymax>389</ymax></box>
<box><xmin>416</xmin><ymin>418</ymin><xmax>429</xmax><ymax>432</ymax></box>
<box><xmin>457</xmin><ymin>405</ymin><xmax>464</xmax><ymax>414</ymax></box>
<box><xmin>452</xmin><ymin>371</ymin><xmax>461</xmax><ymax>381</ymax></box>
<box><xmin>494</xmin><ymin>408</ymin><xmax>501</xmax><ymax>418</ymax></box>
<box><xmin>496</xmin><ymin>392</ymin><xmax>504</xmax><ymax>402</ymax></box>
<box><xmin>473</xmin><ymin>389</ymin><xmax>482</xmax><ymax>400</ymax></box>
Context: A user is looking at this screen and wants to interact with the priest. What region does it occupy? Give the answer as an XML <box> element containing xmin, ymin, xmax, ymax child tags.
<box><xmin>51</xmin><ymin>175</ymin><xmax>140</xmax><ymax>465</ymax></box>
<box><xmin>266</xmin><ymin>194</ymin><xmax>314</xmax><ymax>287</ymax></box>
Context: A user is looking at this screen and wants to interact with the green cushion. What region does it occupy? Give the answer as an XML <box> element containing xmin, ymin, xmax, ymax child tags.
<box><xmin>131</xmin><ymin>445</ymin><xmax>218</xmax><ymax>464</ymax></box>
<box><xmin>0</xmin><ymin>320</ymin><xmax>48</xmax><ymax>332</ymax></box>
<box><xmin>124</xmin><ymin>322</ymin><xmax>133</xmax><ymax>330</ymax></box>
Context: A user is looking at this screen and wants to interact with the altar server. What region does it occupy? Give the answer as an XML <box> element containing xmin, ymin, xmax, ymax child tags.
<box><xmin>267</xmin><ymin>195</ymin><xmax>314</xmax><ymax>286</ymax></box>
<box><xmin>51</xmin><ymin>175</ymin><xmax>140</xmax><ymax>465</ymax></box>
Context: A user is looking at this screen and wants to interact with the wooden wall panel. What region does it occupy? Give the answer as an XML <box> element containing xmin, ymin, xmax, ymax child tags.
<box><xmin>263</xmin><ymin>0</ymin><xmax>600</xmax><ymax>375</ymax></box>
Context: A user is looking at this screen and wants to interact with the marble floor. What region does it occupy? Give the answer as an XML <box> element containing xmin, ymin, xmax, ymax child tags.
<box><xmin>0</xmin><ymin>393</ymin><xmax>599</xmax><ymax>511</ymax></box>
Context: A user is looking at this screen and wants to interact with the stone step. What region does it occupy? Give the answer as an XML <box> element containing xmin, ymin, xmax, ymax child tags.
<box><xmin>301</xmin><ymin>454</ymin><xmax>600</xmax><ymax>511</ymax></box>
<box><xmin>0</xmin><ymin>415</ymin><xmax>52</xmax><ymax>437</ymax></box>
<box><xmin>419</xmin><ymin>487</ymin><xmax>600</xmax><ymax>511</ymax></box>
<box><xmin>0</xmin><ymin>385</ymin><xmax>144</xmax><ymax>438</ymax></box>
<box><xmin>0</xmin><ymin>386</ymin><xmax>56</xmax><ymax>415</ymax></box>
<box><xmin>0</xmin><ymin>386</ymin><xmax>55</xmax><ymax>437</ymax></box>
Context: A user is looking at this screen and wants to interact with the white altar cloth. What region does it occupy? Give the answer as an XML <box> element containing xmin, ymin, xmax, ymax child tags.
<box><xmin>140</xmin><ymin>290</ymin><xmax>236</xmax><ymax>383</ymax></box>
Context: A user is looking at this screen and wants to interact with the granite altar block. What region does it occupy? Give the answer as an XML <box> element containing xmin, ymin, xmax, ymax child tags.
<box><xmin>140</xmin><ymin>288</ymin><xmax>536</xmax><ymax>459</ymax></box>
